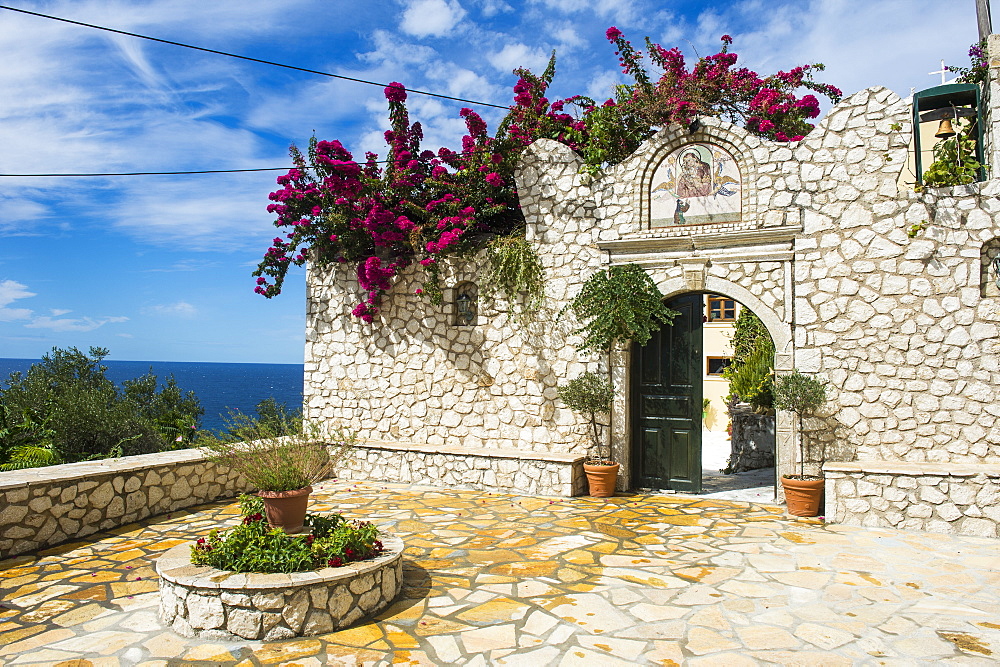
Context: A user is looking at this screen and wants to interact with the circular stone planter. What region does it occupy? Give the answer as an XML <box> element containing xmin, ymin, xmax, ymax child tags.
<box><xmin>156</xmin><ymin>533</ymin><xmax>403</xmax><ymax>640</ymax></box>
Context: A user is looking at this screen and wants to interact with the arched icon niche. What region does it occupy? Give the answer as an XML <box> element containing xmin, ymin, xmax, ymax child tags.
<box><xmin>649</xmin><ymin>143</ymin><xmax>742</xmax><ymax>228</ymax></box>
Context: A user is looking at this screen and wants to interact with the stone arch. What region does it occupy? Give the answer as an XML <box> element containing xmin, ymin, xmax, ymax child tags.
<box><xmin>612</xmin><ymin>271</ymin><xmax>793</xmax><ymax>496</ymax></box>
<box><xmin>654</xmin><ymin>275</ymin><xmax>792</xmax><ymax>360</ymax></box>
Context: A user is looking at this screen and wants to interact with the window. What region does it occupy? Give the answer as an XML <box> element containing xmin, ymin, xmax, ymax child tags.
<box><xmin>707</xmin><ymin>357</ymin><xmax>732</xmax><ymax>376</ymax></box>
<box><xmin>706</xmin><ymin>295</ymin><xmax>737</xmax><ymax>322</ymax></box>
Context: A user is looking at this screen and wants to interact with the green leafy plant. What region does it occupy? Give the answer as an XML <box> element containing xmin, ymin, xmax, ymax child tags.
<box><xmin>723</xmin><ymin>309</ymin><xmax>775</xmax><ymax>412</ymax></box>
<box><xmin>724</xmin><ymin>336</ymin><xmax>775</xmax><ymax>413</ymax></box>
<box><xmin>190</xmin><ymin>494</ymin><xmax>384</xmax><ymax>573</ymax></box>
<box><xmin>482</xmin><ymin>233</ymin><xmax>545</xmax><ymax>322</ymax></box>
<box><xmin>0</xmin><ymin>346</ymin><xmax>203</xmax><ymax>469</ymax></box>
<box><xmin>557</xmin><ymin>372</ymin><xmax>614</xmax><ymax>463</ymax></box>
<box><xmin>923</xmin><ymin>118</ymin><xmax>983</xmax><ymax>187</ymax></box>
<box><xmin>907</xmin><ymin>220</ymin><xmax>928</xmax><ymax>238</ymax></box>
<box><xmin>948</xmin><ymin>40</ymin><xmax>988</xmax><ymax>86</ymax></box>
<box><xmin>772</xmin><ymin>370</ymin><xmax>827</xmax><ymax>479</ymax></box>
<box><xmin>563</xmin><ymin>264</ymin><xmax>678</xmax><ymax>355</ymax></box>
<box><xmin>198</xmin><ymin>413</ymin><xmax>356</xmax><ymax>492</ymax></box>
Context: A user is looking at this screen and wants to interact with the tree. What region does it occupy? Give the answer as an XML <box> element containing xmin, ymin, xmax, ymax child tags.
<box><xmin>0</xmin><ymin>347</ymin><xmax>203</xmax><ymax>469</ymax></box>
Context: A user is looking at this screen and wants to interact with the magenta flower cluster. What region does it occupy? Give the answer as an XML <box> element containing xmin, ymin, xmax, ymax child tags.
<box><xmin>255</xmin><ymin>32</ymin><xmax>843</xmax><ymax>318</ymax></box>
<box><xmin>254</xmin><ymin>82</ymin><xmax>522</xmax><ymax>320</ymax></box>
<box><xmin>605</xmin><ymin>28</ymin><xmax>842</xmax><ymax>142</ymax></box>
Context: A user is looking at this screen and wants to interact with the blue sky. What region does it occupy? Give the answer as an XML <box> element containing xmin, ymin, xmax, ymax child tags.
<box><xmin>0</xmin><ymin>0</ymin><xmax>985</xmax><ymax>363</ymax></box>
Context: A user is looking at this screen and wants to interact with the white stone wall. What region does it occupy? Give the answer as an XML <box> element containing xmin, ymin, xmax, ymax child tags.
<box><xmin>340</xmin><ymin>442</ymin><xmax>585</xmax><ymax>497</ymax></box>
<box><xmin>826</xmin><ymin>462</ymin><xmax>1000</xmax><ymax>538</ymax></box>
<box><xmin>0</xmin><ymin>450</ymin><xmax>246</xmax><ymax>558</ymax></box>
<box><xmin>305</xmin><ymin>83</ymin><xmax>1000</xmax><ymax>495</ymax></box>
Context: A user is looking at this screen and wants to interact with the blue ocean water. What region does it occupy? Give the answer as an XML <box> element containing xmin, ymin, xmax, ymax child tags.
<box><xmin>0</xmin><ymin>358</ymin><xmax>304</xmax><ymax>433</ymax></box>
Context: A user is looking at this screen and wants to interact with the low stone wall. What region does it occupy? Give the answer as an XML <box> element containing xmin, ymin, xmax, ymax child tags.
<box><xmin>728</xmin><ymin>405</ymin><xmax>775</xmax><ymax>473</ymax></box>
<box><xmin>341</xmin><ymin>440</ymin><xmax>587</xmax><ymax>497</ymax></box>
<box><xmin>0</xmin><ymin>441</ymin><xmax>586</xmax><ymax>559</ymax></box>
<box><xmin>157</xmin><ymin>534</ymin><xmax>403</xmax><ymax>640</ymax></box>
<box><xmin>0</xmin><ymin>450</ymin><xmax>246</xmax><ymax>559</ymax></box>
<box><xmin>824</xmin><ymin>461</ymin><xmax>1000</xmax><ymax>538</ymax></box>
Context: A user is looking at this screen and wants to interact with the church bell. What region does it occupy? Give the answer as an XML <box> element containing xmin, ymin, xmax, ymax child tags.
<box><xmin>935</xmin><ymin>117</ymin><xmax>956</xmax><ymax>139</ymax></box>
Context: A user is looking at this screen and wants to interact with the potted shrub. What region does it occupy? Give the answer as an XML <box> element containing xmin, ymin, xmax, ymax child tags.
<box><xmin>557</xmin><ymin>372</ymin><xmax>615</xmax><ymax>496</ymax></box>
<box><xmin>772</xmin><ymin>370</ymin><xmax>827</xmax><ymax>517</ymax></box>
<box><xmin>199</xmin><ymin>413</ymin><xmax>355</xmax><ymax>533</ymax></box>
<box><xmin>561</xmin><ymin>264</ymin><xmax>677</xmax><ymax>496</ymax></box>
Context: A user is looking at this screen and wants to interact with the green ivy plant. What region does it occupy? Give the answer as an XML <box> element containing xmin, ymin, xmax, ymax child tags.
<box><xmin>557</xmin><ymin>372</ymin><xmax>614</xmax><ymax>464</ymax></box>
<box><xmin>482</xmin><ymin>234</ymin><xmax>545</xmax><ymax>323</ymax></box>
<box><xmin>190</xmin><ymin>495</ymin><xmax>384</xmax><ymax>573</ymax></box>
<box><xmin>923</xmin><ymin>118</ymin><xmax>984</xmax><ymax>187</ymax></box>
<box><xmin>563</xmin><ymin>264</ymin><xmax>678</xmax><ymax>355</ymax></box>
<box><xmin>772</xmin><ymin>370</ymin><xmax>827</xmax><ymax>479</ymax></box>
<box><xmin>723</xmin><ymin>308</ymin><xmax>774</xmax><ymax>413</ymax></box>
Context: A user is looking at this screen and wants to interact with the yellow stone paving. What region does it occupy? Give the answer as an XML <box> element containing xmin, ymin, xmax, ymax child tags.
<box><xmin>1</xmin><ymin>480</ymin><xmax>999</xmax><ymax>664</ymax></box>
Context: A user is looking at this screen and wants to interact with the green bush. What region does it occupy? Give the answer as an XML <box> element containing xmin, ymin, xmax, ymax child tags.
<box><xmin>773</xmin><ymin>371</ymin><xmax>827</xmax><ymax>416</ymax></box>
<box><xmin>0</xmin><ymin>347</ymin><xmax>202</xmax><ymax>470</ymax></box>
<box><xmin>190</xmin><ymin>495</ymin><xmax>384</xmax><ymax>573</ymax></box>
<box><xmin>558</xmin><ymin>372</ymin><xmax>615</xmax><ymax>463</ymax></box>
<box><xmin>723</xmin><ymin>310</ymin><xmax>774</xmax><ymax>412</ymax></box>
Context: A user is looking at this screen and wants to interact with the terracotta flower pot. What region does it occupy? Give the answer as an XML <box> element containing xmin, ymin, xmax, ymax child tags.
<box><xmin>781</xmin><ymin>476</ymin><xmax>824</xmax><ymax>517</ymax></box>
<box><xmin>259</xmin><ymin>486</ymin><xmax>312</xmax><ymax>533</ymax></box>
<box><xmin>584</xmin><ymin>462</ymin><xmax>620</xmax><ymax>498</ymax></box>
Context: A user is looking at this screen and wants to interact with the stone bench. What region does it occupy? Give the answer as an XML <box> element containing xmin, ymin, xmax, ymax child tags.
<box><xmin>824</xmin><ymin>461</ymin><xmax>1000</xmax><ymax>538</ymax></box>
<box><xmin>341</xmin><ymin>440</ymin><xmax>587</xmax><ymax>497</ymax></box>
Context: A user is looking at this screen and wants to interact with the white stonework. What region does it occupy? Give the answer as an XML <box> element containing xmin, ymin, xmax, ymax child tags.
<box><xmin>0</xmin><ymin>450</ymin><xmax>246</xmax><ymax>558</ymax></box>
<box><xmin>305</xmin><ymin>80</ymin><xmax>1000</xmax><ymax>536</ymax></box>
<box><xmin>157</xmin><ymin>535</ymin><xmax>403</xmax><ymax>640</ymax></box>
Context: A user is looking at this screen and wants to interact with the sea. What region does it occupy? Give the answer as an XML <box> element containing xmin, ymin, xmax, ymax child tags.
<box><xmin>0</xmin><ymin>358</ymin><xmax>304</xmax><ymax>433</ymax></box>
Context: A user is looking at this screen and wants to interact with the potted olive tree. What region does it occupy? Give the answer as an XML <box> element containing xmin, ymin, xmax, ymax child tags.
<box><xmin>561</xmin><ymin>264</ymin><xmax>677</xmax><ymax>496</ymax></box>
<box><xmin>557</xmin><ymin>372</ymin><xmax>615</xmax><ymax>495</ymax></box>
<box><xmin>199</xmin><ymin>413</ymin><xmax>355</xmax><ymax>533</ymax></box>
<box><xmin>772</xmin><ymin>370</ymin><xmax>827</xmax><ymax>517</ymax></box>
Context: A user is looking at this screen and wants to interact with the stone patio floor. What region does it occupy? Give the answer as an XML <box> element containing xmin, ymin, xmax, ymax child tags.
<box><xmin>2</xmin><ymin>480</ymin><xmax>1000</xmax><ymax>666</ymax></box>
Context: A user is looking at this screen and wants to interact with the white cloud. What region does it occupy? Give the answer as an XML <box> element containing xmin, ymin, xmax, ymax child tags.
<box><xmin>488</xmin><ymin>43</ymin><xmax>550</xmax><ymax>74</ymax></box>
<box><xmin>143</xmin><ymin>301</ymin><xmax>198</xmax><ymax>318</ymax></box>
<box><xmin>0</xmin><ymin>279</ymin><xmax>35</xmax><ymax>321</ymax></box>
<box><xmin>0</xmin><ymin>280</ymin><xmax>34</xmax><ymax>308</ymax></box>
<box><xmin>400</xmin><ymin>0</ymin><xmax>468</xmax><ymax>38</ymax></box>
<box><xmin>529</xmin><ymin>0</ymin><xmax>637</xmax><ymax>21</ymax></box>
<box><xmin>585</xmin><ymin>69</ymin><xmax>624</xmax><ymax>102</ymax></box>
<box><xmin>476</xmin><ymin>0</ymin><xmax>512</xmax><ymax>17</ymax></box>
<box><xmin>25</xmin><ymin>315</ymin><xmax>128</xmax><ymax>333</ymax></box>
<box><xmin>49</xmin><ymin>309</ymin><xmax>72</xmax><ymax>316</ymax></box>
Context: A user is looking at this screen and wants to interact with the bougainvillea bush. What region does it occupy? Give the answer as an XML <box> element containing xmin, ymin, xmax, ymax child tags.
<box><xmin>254</xmin><ymin>30</ymin><xmax>842</xmax><ymax>320</ymax></box>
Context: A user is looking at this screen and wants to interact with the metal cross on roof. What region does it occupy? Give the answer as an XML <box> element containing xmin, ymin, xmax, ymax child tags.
<box><xmin>929</xmin><ymin>59</ymin><xmax>949</xmax><ymax>85</ymax></box>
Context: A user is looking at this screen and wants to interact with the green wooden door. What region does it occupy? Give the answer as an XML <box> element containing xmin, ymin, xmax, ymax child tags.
<box><xmin>631</xmin><ymin>293</ymin><xmax>703</xmax><ymax>492</ymax></box>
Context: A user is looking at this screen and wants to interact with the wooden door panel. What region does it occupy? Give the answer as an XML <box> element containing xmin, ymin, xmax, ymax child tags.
<box><xmin>631</xmin><ymin>293</ymin><xmax>702</xmax><ymax>492</ymax></box>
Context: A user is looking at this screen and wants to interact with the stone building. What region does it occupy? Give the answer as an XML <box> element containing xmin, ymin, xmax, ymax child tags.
<box><xmin>304</xmin><ymin>38</ymin><xmax>1000</xmax><ymax>538</ymax></box>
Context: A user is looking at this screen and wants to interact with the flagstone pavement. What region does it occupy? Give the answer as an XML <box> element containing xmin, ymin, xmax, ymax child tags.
<box><xmin>2</xmin><ymin>480</ymin><xmax>1000</xmax><ymax>666</ymax></box>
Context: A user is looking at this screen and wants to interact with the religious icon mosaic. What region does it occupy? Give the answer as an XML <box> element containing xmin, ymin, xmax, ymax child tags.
<box><xmin>650</xmin><ymin>143</ymin><xmax>742</xmax><ymax>227</ymax></box>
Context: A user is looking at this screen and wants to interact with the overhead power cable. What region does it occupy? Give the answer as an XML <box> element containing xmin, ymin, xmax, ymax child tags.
<box><xmin>0</xmin><ymin>5</ymin><xmax>508</xmax><ymax>110</ymax></box>
<box><xmin>0</xmin><ymin>167</ymin><xmax>293</xmax><ymax>177</ymax></box>
<box><xmin>0</xmin><ymin>156</ymin><xmax>441</xmax><ymax>177</ymax></box>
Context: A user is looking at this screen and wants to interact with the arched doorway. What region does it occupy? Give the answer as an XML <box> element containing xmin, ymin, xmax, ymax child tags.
<box><xmin>629</xmin><ymin>290</ymin><xmax>778</xmax><ymax>497</ymax></box>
